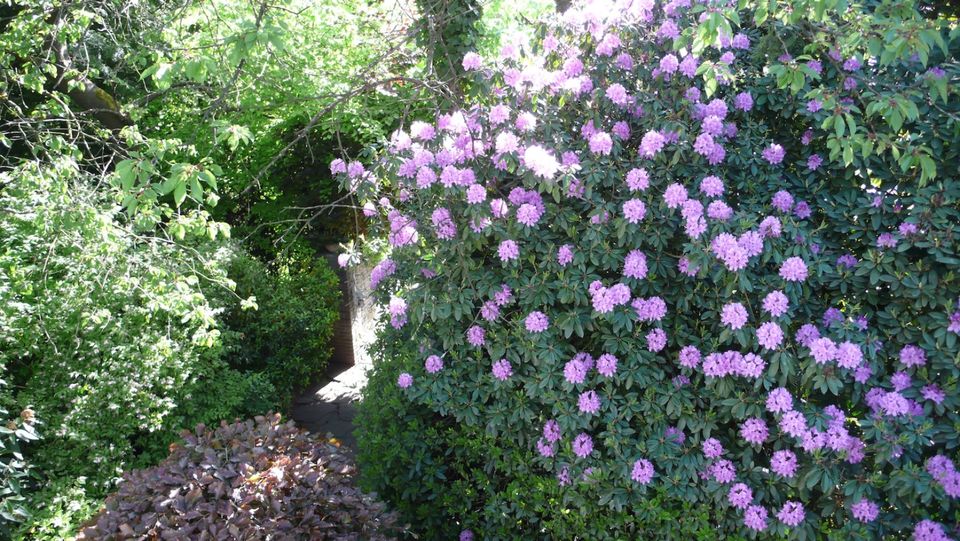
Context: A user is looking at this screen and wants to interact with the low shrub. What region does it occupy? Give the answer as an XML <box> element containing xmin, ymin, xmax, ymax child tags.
<box><xmin>0</xmin><ymin>379</ymin><xmax>38</xmax><ymax>537</ymax></box>
<box><xmin>13</xmin><ymin>479</ymin><xmax>101</xmax><ymax>541</ymax></box>
<box><xmin>78</xmin><ymin>414</ymin><xmax>400</xmax><ymax>540</ymax></box>
<box><xmin>217</xmin><ymin>249</ymin><xmax>341</xmax><ymax>405</ymax></box>
<box><xmin>128</xmin><ymin>358</ymin><xmax>278</xmax><ymax>470</ymax></box>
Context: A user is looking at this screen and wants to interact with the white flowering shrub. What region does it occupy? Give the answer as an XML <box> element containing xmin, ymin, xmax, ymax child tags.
<box><xmin>342</xmin><ymin>0</ymin><xmax>960</xmax><ymax>538</ymax></box>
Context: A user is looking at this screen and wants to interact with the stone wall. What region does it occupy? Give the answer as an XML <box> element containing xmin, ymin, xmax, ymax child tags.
<box><xmin>322</xmin><ymin>255</ymin><xmax>377</xmax><ymax>368</ymax></box>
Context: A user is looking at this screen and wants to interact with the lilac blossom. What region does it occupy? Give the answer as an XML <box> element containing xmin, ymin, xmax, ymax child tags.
<box><xmin>702</xmin><ymin>438</ymin><xmax>724</xmax><ymax>458</ymax></box>
<box><xmin>763</xmin><ymin>144</ymin><xmax>786</xmax><ymax>164</ymax></box>
<box><xmin>777</xmin><ymin>501</ymin><xmax>805</xmax><ymax>527</ymax></box>
<box><xmin>623</xmin><ymin>199</ymin><xmax>647</xmax><ymax>223</ymax></box>
<box><xmin>466</xmin><ymin>326</ymin><xmax>485</xmax><ymax>347</ymax></box>
<box><xmin>626</xmin><ymin>168</ymin><xmax>650</xmax><ymax>191</ymax></box>
<box><xmin>498</xmin><ymin>240</ymin><xmax>519</xmax><ymax>262</ymax></box>
<box><xmin>425</xmin><ymin>355</ymin><xmax>443</xmax><ymax>373</ymax></box>
<box><xmin>679</xmin><ymin>345</ymin><xmax>701</xmax><ymax>369</ymax></box>
<box><xmin>624</xmin><ymin>250</ymin><xmax>648</xmax><ymax>279</ymax></box>
<box><xmin>596</xmin><ymin>353</ymin><xmax>618</xmax><ymax>377</ymax></box>
<box><xmin>721</xmin><ymin>302</ymin><xmax>749</xmax><ymax>330</ymax></box>
<box><xmin>766</xmin><ymin>388</ymin><xmax>793</xmax><ymax>413</ymax></box>
<box><xmin>850</xmin><ymin>500</ymin><xmax>879</xmax><ymax>523</ymax></box>
<box><xmin>646</xmin><ymin>328</ymin><xmax>667</xmax><ymax>352</ymax></box>
<box><xmin>740</xmin><ymin>418</ymin><xmax>769</xmax><ymax>445</ymax></box>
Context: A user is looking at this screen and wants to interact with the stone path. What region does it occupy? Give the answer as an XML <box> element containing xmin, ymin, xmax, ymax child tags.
<box><xmin>291</xmin><ymin>361</ymin><xmax>369</xmax><ymax>452</ymax></box>
<box><xmin>291</xmin><ymin>260</ymin><xmax>377</xmax><ymax>453</ymax></box>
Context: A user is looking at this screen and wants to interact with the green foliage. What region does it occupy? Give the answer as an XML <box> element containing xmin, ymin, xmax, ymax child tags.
<box><xmin>0</xmin><ymin>154</ymin><xmax>228</xmax><ymax>488</ymax></box>
<box><xmin>0</xmin><ymin>381</ymin><xmax>38</xmax><ymax>537</ymax></box>
<box><xmin>359</xmin><ymin>326</ymin><xmax>747</xmax><ymax>540</ymax></box>
<box><xmin>415</xmin><ymin>0</ymin><xmax>484</xmax><ymax>85</ymax></box>
<box><xmin>216</xmin><ymin>250</ymin><xmax>341</xmax><ymax>406</ymax></box>
<box><xmin>475</xmin><ymin>0</ymin><xmax>554</xmax><ymax>58</ymax></box>
<box><xmin>1</xmin><ymin>0</ymin><xmax>393</xmax><ymax>536</ymax></box>
<box><xmin>127</xmin><ymin>359</ymin><xmax>278</xmax><ymax>470</ymax></box>
<box><xmin>357</xmin><ymin>325</ymin><xmax>480</xmax><ymax>539</ymax></box>
<box><xmin>13</xmin><ymin>479</ymin><xmax>100</xmax><ymax>541</ymax></box>
<box><xmin>134</xmin><ymin>0</ymin><xmax>418</xmax><ymax>256</ymax></box>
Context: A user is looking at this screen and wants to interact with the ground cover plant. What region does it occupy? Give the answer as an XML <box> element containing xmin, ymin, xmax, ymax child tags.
<box><xmin>78</xmin><ymin>414</ymin><xmax>401</xmax><ymax>540</ymax></box>
<box><xmin>344</xmin><ymin>0</ymin><xmax>960</xmax><ymax>538</ymax></box>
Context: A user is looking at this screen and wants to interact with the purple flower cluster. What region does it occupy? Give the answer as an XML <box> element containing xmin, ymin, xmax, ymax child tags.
<box><xmin>702</xmin><ymin>351</ymin><xmax>765</xmax><ymax>379</ymax></box>
<box><xmin>370</xmin><ymin>258</ymin><xmax>397</xmax><ymax>289</ymax></box>
<box><xmin>466</xmin><ymin>325</ymin><xmax>485</xmax><ymax>347</ymax></box>
<box><xmin>492</xmin><ymin>358</ymin><xmax>512</xmax><ymax>381</ymax></box>
<box><xmin>578</xmin><ymin>390</ymin><xmax>601</xmax><ymax>414</ymax></box>
<box><xmin>710</xmin><ymin>233</ymin><xmax>751</xmax><ymax>271</ymax></box>
<box><xmin>720</xmin><ymin>302</ymin><xmax>748</xmax><ymax>330</ymax></box>
<box><xmin>525</xmin><ymin>311</ymin><xmax>549</xmax><ymax>333</ymax></box>
<box><xmin>702</xmin><ymin>438</ymin><xmax>724</xmax><ymax>459</ymax></box>
<box><xmin>591</xmin><ymin>281</ymin><xmax>631</xmax><ymax>313</ymax></box>
<box><xmin>770</xmin><ymin>449</ymin><xmax>798</xmax><ymax>477</ymax></box>
<box><xmin>623</xmin><ymin>250</ymin><xmax>648</xmax><ymax>280</ymax></box>
<box><xmin>850</xmin><ymin>499</ymin><xmax>879</xmax><ymax>523</ymax></box>
<box><xmin>926</xmin><ymin>455</ymin><xmax>960</xmax><ymax>498</ymax></box>
<box><xmin>626</xmin><ymin>168</ymin><xmax>650</xmax><ymax>191</ymax></box>
<box><xmin>633</xmin><ymin>296</ymin><xmax>667</xmax><ymax>322</ymax></box>
<box><xmin>596</xmin><ymin>353</ymin><xmax>618</xmax><ymax>377</ymax></box>
<box><xmin>498</xmin><ymin>239</ymin><xmax>519</xmax><ymax>262</ymax></box>
<box><xmin>756</xmin><ymin>322</ymin><xmax>784</xmax><ymax>350</ymax></box>
<box><xmin>743</xmin><ymin>505</ymin><xmax>768</xmax><ymax>531</ymax></box>
<box><xmin>728</xmin><ymin>483</ymin><xmax>752</xmax><ymax>509</ymax></box>
<box><xmin>564</xmin><ymin>353</ymin><xmax>589</xmax><ymax>384</ymax></box>
<box><xmin>779</xmin><ymin>257</ymin><xmax>808</xmax><ymax>282</ymax></box>
<box><xmin>388</xmin><ymin>297</ymin><xmax>408</xmax><ymax>329</ymax></box>
<box><xmin>639</xmin><ymin>130</ymin><xmax>666</xmax><ymax>157</ymax></box>
<box><xmin>678</xmin><ymin>345</ymin><xmax>701</xmax><ymax>369</ymax></box>
<box><xmin>631</xmin><ymin>458</ymin><xmax>654</xmax><ymax>484</ymax></box>
<box><xmin>762</xmin><ymin>143</ymin><xmax>785</xmax><ymax>164</ymax></box>
<box><xmin>431</xmin><ymin>207</ymin><xmax>457</xmax><ymax>239</ymax></box>
<box><xmin>646</xmin><ymin>328</ymin><xmax>667</xmax><ymax>352</ymax></box>
<box><xmin>777</xmin><ymin>501</ymin><xmax>804</xmax><ymax>527</ymax></box>
<box><xmin>424</xmin><ymin>355</ymin><xmax>443</xmax><ymax>374</ymax></box>
<box><xmin>572</xmin><ymin>433</ymin><xmax>593</xmax><ymax>458</ymax></box>
<box><xmin>739</xmin><ymin>418</ymin><xmax>768</xmax><ymax>445</ymax></box>
<box><xmin>622</xmin><ymin>199</ymin><xmax>647</xmax><ymax>223</ymax></box>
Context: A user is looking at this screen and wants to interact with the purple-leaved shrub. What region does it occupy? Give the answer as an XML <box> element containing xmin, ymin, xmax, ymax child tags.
<box><xmin>78</xmin><ymin>415</ymin><xmax>400</xmax><ymax>540</ymax></box>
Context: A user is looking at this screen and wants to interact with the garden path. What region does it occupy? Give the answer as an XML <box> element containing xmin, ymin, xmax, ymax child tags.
<box><xmin>291</xmin><ymin>361</ymin><xmax>369</xmax><ymax>452</ymax></box>
<box><xmin>291</xmin><ymin>261</ymin><xmax>377</xmax><ymax>452</ymax></box>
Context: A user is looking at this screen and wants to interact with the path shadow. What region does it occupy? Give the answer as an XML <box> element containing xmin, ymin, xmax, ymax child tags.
<box><xmin>290</xmin><ymin>361</ymin><xmax>366</xmax><ymax>453</ymax></box>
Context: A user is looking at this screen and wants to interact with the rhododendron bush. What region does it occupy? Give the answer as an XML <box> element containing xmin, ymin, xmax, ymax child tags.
<box><xmin>339</xmin><ymin>0</ymin><xmax>960</xmax><ymax>538</ymax></box>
